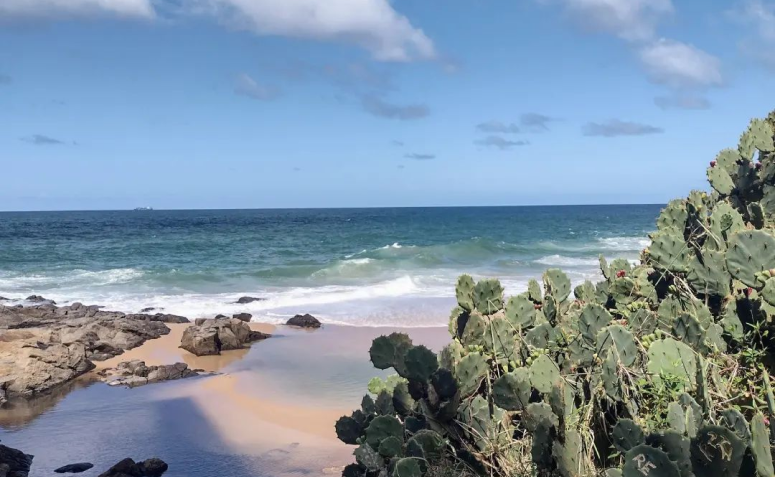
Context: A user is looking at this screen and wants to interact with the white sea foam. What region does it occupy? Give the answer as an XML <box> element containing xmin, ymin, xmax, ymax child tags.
<box><xmin>534</xmin><ymin>255</ymin><xmax>599</xmax><ymax>267</ymax></box>
<box><xmin>380</xmin><ymin>243</ymin><xmax>403</xmax><ymax>249</ymax></box>
<box><xmin>596</xmin><ymin>236</ymin><xmax>649</xmax><ymax>252</ymax></box>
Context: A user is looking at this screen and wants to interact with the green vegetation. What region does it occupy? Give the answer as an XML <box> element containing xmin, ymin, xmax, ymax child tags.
<box><xmin>335</xmin><ymin>111</ymin><xmax>775</xmax><ymax>476</ymax></box>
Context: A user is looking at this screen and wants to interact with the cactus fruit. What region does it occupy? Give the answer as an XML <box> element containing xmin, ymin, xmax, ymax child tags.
<box><xmin>456</xmin><ymin>274</ymin><xmax>475</xmax><ymax>312</ymax></box>
<box><xmin>689</xmin><ymin>426</ymin><xmax>746</xmax><ymax>477</ymax></box>
<box><xmin>726</xmin><ymin>230</ymin><xmax>775</xmax><ymax>288</ymax></box>
<box><xmin>530</xmin><ymin>354</ymin><xmax>561</xmax><ymax>394</ymax></box>
<box><xmin>750</xmin><ymin>412</ymin><xmax>774</xmax><ymax>477</ymax></box>
<box><xmin>647</xmin><ymin>338</ymin><xmax>697</xmax><ymax>389</ymax></box>
<box><xmin>623</xmin><ymin>445</ymin><xmax>681</xmax><ymax>477</ymax></box>
<box><xmin>492</xmin><ymin>368</ymin><xmax>531</xmax><ymax>411</ymax></box>
<box><xmin>370</xmin><ymin>333</ymin><xmax>413</xmax><ymax>371</ymax></box>
<box><xmin>456</xmin><ymin>353</ymin><xmax>488</xmax><ymax>397</ymax></box>
<box><xmin>403</xmin><ymin>345</ymin><xmax>438</xmax><ymax>382</ymax></box>
<box><xmin>504</xmin><ymin>294</ymin><xmax>537</xmax><ymax>328</ymax></box>
<box><xmin>612</xmin><ymin>419</ymin><xmax>645</xmax><ymax>453</ymax></box>
<box><xmin>473</xmin><ymin>278</ymin><xmax>504</xmax><ymax>315</ymax></box>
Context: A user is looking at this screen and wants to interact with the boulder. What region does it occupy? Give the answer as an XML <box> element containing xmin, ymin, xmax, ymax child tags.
<box><xmin>235</xmin><ymin>296</ymin><xmax>264</xmax><ymax>304</ymax></box>
<box><xmin>194</xmin><ymin>318</ymin><xmax>208</xmax><ymax>326</ymax></box>
<box><xmin>103</xmin><ymin>360</ymin><xmax>199</xmax><ymax>388</ymax></box>
<box><xmin>180</xmin><ymin>319</ymin><xmax>269</xmax><ymax>356</ymax></box>
<box><xmin>140</xmin><ymin>307</ymin><xmax>155</xmax><ymax>313</ymax></box>
<box><xmin>54</xmin><ymin>462</ymin><xmax>94</xmax><ymax>473</ymax></box>
<box><xmin>214</xmin><ymin>314</ymin><xmax>228</xmax><ymax>319</ymax></box>
<box><xmin>286</xmin><ymin>314</ymin><xmax>321</xmax><ymax>328</ymax></box>
<box><xmin>0</xmin><ymin>443</ymin><xmax>33</xmax><ymax>477</ymax></box>
<box><xmin>97</xmin><ymin>457</ymin><xmax>167</xmax><ymax>477</ymax></box>
<box><xmin>233</xmin><ymin>313</ymin><xmax>252</xmax><ymax>322</ymax></box>
<box><xmin>26</xmin><ymin>295</ymin><xmax>54</xmax><ymax>304</ymax></box>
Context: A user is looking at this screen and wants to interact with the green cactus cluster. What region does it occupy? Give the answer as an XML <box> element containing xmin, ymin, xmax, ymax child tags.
<box><xmin>336</xmin><ymin>111</ymin><xmax>775</xmax><ymax>477</ymax></box>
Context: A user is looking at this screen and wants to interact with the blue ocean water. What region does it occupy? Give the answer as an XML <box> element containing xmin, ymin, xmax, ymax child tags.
<box><xmin>0</xmin><ymin>206</ymin><xmax>660</xmax><ymax>325</ymax></box>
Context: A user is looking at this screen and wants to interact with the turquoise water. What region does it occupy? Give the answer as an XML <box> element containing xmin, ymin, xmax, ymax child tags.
<box><xmin>0</xmin><ymin>206</ymin><xmax>660</xmax><ymax>325</ymax></box>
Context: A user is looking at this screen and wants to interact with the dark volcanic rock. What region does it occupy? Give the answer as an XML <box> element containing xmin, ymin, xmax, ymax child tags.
<box><xmin>98</xmin><ymin>457</ymin><xmax>168</xmax><ymax>477</ymax></box>
<box><xmin>180</xmin><ymin>318</ymin><xmax>270</xmax><ymax>356</ymax></box>
<box><xmin>140</xmin><ymin>307</ymin><xmax>155</xmax><ymax>313</ymax></box>
<box><xmin>55</xmin><ymin>462</ymin><xmax>94</xmax><ymax>473</ymax></box>
<box><xmin>236</xmin><ymin>296</ymin><xmax>264</xmax><ymax>304</ymax></box>
<box><xmin>25</xmin><ymin>295</ymin><xmax>54</xmax><ymax>304</ymax></box>
<box><xmin>0</xmin><ymin>443</ymin><xmax>34</xmax><ymax>477</ymax></box>
<box><xmin>233</xmin><ymin>313</ymin><xmax>252</xmax><ymax>322</ymax></box>
<box><xmin>286</xmin><ymin>314</ymin><xmax>321</xmax><ymax>328</ymax></box>
<box><xmin>103</xmin><ymin>360</ymin><xmax>199</xmax><ymax>388</ymax></box>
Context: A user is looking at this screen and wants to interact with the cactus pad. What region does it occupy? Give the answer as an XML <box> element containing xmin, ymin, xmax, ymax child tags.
<box><xmin>657</xmin><ymin>199</ymin><xmax>688</xmax><ymax>234</ymax></box>
<box><xmin>530</xmin><ymin>354</ymin><xmax>561</xmax><ymax>393</ymax></box>
<box><xmin>402</xmin><ymin>345</ymin><xmax>438</xmax><ymax>382</ymax></box>
<box><xmin>392</xmin><ymin>382</ymin><xmax>414</xmax><ymax>416</ymax></box>
<box><xmin>365</xmin><ymin>415</ymin><xmax>404</xmax><ymax>449</ymax></box>
<box><xmin>378</xmin><ymin>436</ymin><xmax>402</xmax><ymax>458</ymax></box>
<box><xmin>648</xmin><ymin>231</ymin><xmax>691</xmax><ymax>273</ymax></box>
<box><xmin>622</xmin><ymin>445</ymin><xmax>681</xmax><ymax>477</ymax></box>
<box><xmin>392</xmin><ymin>458</ymin><xmax>421</xmax><ymax>477</ymax></box>
<box><xmin>355</xmin><ymin>443</ymin><xmax>383</xmax><ymax>471</ymax></box>
<box><xmin>528</xmin><ymin>279</ymin><xmax>542</xmax><ymax>302</ymax></box>
<box><xmin>708</xmin><ymin>165</ymin><xmax>736</xmax><ymax>195</ymax></box>
<box><xmin>473</xmin><ymin>278</ymin><xmax>504</xmax><ymax>315</ymax></box>
<box><xmin>461</xmin><ymin>312</ymin><xmax>486</xmax><ymax>347</ymax></box>
<box><xmin>751</xmin><ymin>412</ymin><xmax>774</xmax><ymax>477</ymax></box>
<box><xmin>544</xmin><ymin>268</ymin><xmax>571</xmax><ymax>302</ymax></box>
<box><xmin>612</xmin><ymin>419</ymin><xmax>645</xmax><ymax>452</ymax></box>
<box><xmin>336</xmin><ymin>415</ymin><xmax>364</xmax><ymax>445</ymax></box>
<box><xmin>689</xmin><ymin>426</ymin><xmax>746</xmax><ymax>477</ymax></box>
<box><xmin>687</xmin><ymin>249</ymin><xmax>731</xmax><ymax>297</ymax></box>
<box><xmin>726</xmin><ymin>230</ymin><xmax>775</xmax><ymax>287</ymax></box>
<box><xmin>719</xmin><ymin>408</ymin><xmax>751</xmax><ymax>443</ymax></box>
<box><xmin>456</xmin><ymin>353</ymin><xmax>488</xmax><ymax>397</ymax></box>
<box><xmin>456</xmin><ymin>274</ymin><xmax>475</xmax><ymax>312</ymax></box>
<box><xmin>579</xmin><ymin>303</ymin><xmax>613</xmax><ymax>343</ymax></box>
<box><xmin>647</xmin><ymin>338</ymin><xmax>697</xmax><ymax>389</ymax></box>
<box><xmin>672</xmin><ymin>313</ymin><xmax>704</xmax><ymax>348</ymax></box>
<box><xmin>406</xmin><ymin>430</ymin><xmax>445</xmax><ymax>462</ymax></box>
<box><xmin>492</xmin><ymin>368</ymin><xmax>531</xmax><ymax>411</ymax></box>
<box><xmin>596</xmin><ymin>325</ymin><xmax>638</xmax><ymax>367</ymax></box>
<box><xmin>523</xmin><ymin>402</ymin><xmax>559</xmax><ymax>432</ymax></box>
<box><xmin>370</xmin><ymin>333</ymin><xmax>413</xmax><ymax>370</ymax></box>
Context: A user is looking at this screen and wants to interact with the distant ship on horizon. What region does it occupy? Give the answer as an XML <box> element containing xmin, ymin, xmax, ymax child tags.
<box><xmin>133</xmin><ymin>206</ymin><xmax>154</xmax><ymax>211</ymax></box>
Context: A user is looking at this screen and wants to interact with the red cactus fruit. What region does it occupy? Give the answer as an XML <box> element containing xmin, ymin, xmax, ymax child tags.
<box><xmin>746</xmin><ymin>287</ymin><xmax>753</xmax><ymax>297</ymax></box>
<box><xmin>616</xmin><ymin>270</ymin><xmax>626</xmax><ymax>278</ymax></box>
<box><xmin>756</xmin><ymin>162</ymin><xmax>762</xmax><ymax>170</ymax></box>
<box><xmin>710</xmin><ymin>160</ymin><xmax>717</xmax><ymax>167</ymax></box>
<box><xmin>534</xmin><ymin>304</ymin><xmax>542</xmax><ymax>310</ymax></box>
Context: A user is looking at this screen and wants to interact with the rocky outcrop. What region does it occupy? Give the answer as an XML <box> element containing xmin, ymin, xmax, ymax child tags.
<box><xmin>235</xmin><ymin>296</ymin><xmax>264</xmax><ymax>304</ymax></box>
<box><xmin>97</xmin><ymin>457</ymin><xmax>167</xmax><ymax>477</ymax></box>
<box><xmin>180</xmin><ymin>318</ymin><xmax>270</xmax><ymax>356</ymax></box>
<box><xmin>233</xmin><ymin>313</ymin><xmax>252</xmax><ymax>322</ymax></box>
<box><xmin>54</xmin><ymin>463</ymin><xmax>94</xmax><ymax>473</ymax></box>
<box><xmin>0</xmin><ymin>303</ymin><xmax>177</xmax><ymax>405</ymax></box>
<box><xmin>128</xmin><ymin>313</ymin><xmax>189</xmax><ymax>324</ymax></box>
<box><xmin>286</xmin><ymin>314</ymin><xmax>321</xmax><ymax>328</ymax></box>
<box><xmin>101</xmin><ymin>360</ymin><xmax>200</xmax><ymax>388</ymax></box>
<box><xmin>0</xmin><ymin>443</ymin><xmax>33</xmax><ymax>477</ymax></box>
<box><xmin>194</xmin><ymin>318</ymin><xmax>208</xmax><ymax>326</ymax></box>
<box><xmin>26</xmin><ymin>295</ymin><xmax>54</xmax><ymax>304</ymax></box>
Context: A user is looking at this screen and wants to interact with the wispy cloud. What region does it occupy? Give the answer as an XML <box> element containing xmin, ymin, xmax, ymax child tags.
<box><xmin>362</xmin><ymin>96</ymin><xmax>429</xmax><ymax>120</ymax></box>
<box><xmin>476</xmin><ymin>121</ymin><xmax>521</xmax><ymax>134</ymax></box>
<box><xmin>582</xmin><ymin>119</ymin><xmax>664</xmax><ymax>137</ymax></box>
<box><xmin>234</xmin><ymin>73</ymin><xmax>281</xmax><ymax>101</ymax></box>
<box><xmin>475</xmin><ymin>136</ymin><xmax>529</xmax><ymax>150</ymax></box>
<box><xmin>391</xmin><ymin>140</ymin><xmax>405</xmax><ymax>146</ymax></box>
<box><xmin>181</xmin><ymin>0</ymin><xmax>436</xmax><ymax>62</ymax></box>
<box><xmin>20</xmin><ymin>134</ymin><xmax>69</xmax><ymax>146</ymax></box>
<box><xmin>0</xmin><ymin>0</ymin><xmax>154</xmax><ymax>20</ymax></box>
<box><xmin>519</xmin><ymin>113</ymin><xmax>558</xmax><ymax>131</ymax></box>
<box><xmin>404</xmin><ymin>153</ymin><xmax>435</xmax><ymax>160</ymax></box>
<box><xmin>730</xmin><ymin>0</ymin><xmax>775</xmax><ymax>70</ymax></box>
<box><xmin>654</xmin><ymin>94</ymin><xmax>711</xmax><ymax>110</ymax></box>
<box><xmin>0</xmin><ymin>74</ymin><xmax>11</xmax><ymax>85</ymax></box>
<box><xmin>638</xmin><ymin>39</ymin><xmax>723</xmax><ymax>88</ymax></box>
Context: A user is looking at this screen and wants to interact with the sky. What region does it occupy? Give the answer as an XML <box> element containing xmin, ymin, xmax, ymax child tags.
<box><xmin>1</xmin><ymin>0</ymin><xmax>774</xmax><ymax>210</ymax></box>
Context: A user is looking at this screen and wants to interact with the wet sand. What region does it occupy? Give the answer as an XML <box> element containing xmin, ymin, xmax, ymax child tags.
<box><xmin>0</xmin><ymin>323</ymin><xmax>448</xmax><ymax>476</ymax></box>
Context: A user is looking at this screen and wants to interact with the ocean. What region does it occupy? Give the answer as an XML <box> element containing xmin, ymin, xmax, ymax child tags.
<box><xmin>0</xmin><ymin>205</ymin><xmax>660</xmax><ymax>326</ymax></box>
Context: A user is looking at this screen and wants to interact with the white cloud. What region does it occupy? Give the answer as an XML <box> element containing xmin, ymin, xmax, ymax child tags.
<box><xmin>234</xmin><ymin>73</ymin><xmax>281</xmax><ymax>101</ymax></box>
<box><xmin>653</xmin><ymin>94</ymin><xmax>711</xmax><ymax>110</ymax></box>
<box><xmin>731</xmin><ymin>0</ymin><xmax>775</xmax><ymax>70</ymax></box>
<box><xmin>0</xmin><ymin>0</ymin><xmax>154</xmax><ymax>19</ymax></box>
<box><xmin>554</xmin><ymin>0</ymin><xmax>674</xmax><ymax>41</ymax></box>
<box><xmin>190</xmin><ymin>0</ymin><xmax>435</xmax><ymax>62</ymax></box>
<box><xmin>639</xmin><ymin>39</ymin><xmax>723</xmax><ymax>88</ymax></box>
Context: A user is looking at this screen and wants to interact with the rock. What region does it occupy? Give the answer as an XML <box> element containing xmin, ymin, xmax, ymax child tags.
<box><xmin>180</xmin><ymin>318</ymin><xmax>270</xmax><ymax>356</ymax></box>
<box><xmin>286</xmin><ymin>314</ymin><xmax>321</xmax><ymax>328</ymax></box>
<box><xmin>54</xmin><ymin>462</ymin><xmax>94</xmax><ymax>473</ymax></box>
<box><xmin>236</xmin><ymin>296</ymin><xmax>264</xmax><ymax>304</ymax></box>
<box><xmin>25</xmin><ymin>295</ymin><xmax>54</xmax><ymax>304</ymax></box>
<box><xmin>233</xmin><ymin>313</ymin><xmax>252</xmax><ymax>322</ymax></box>
<box><xmin>0</xmin><ymin>297</ymin><xmax>8</xmax><ymax>301</ymax></box>
<box><xmin>0</xmin><ymin>443</ymin><xmax>33</xmax><ymax>477</ymax></box>
<box><xmin>97</xmin><ymin>457</ymin><xmax>167</xmax><ymax>477</ymax></box>
<box><xmin>103</xmin><ymin>360</ymin><xmax>199</xmax><ymax>388</ymax></box>
<box><xmin>194</xmin><ymin>318</ymin><xmax>208</xmax><ymax>326</ymax></box>
<box><xmin>0</xmin><ymin>302</ymin><xmax>175</xmax><ymax>404</ymax></box>
<box><xmin>214</xmin><ymin>314</ymin><xmax>228</xmax><ymax>319</ymax></box>
<box><xmin>140</xmin><ymin>307</ymin><xmax>155</xmax><ymax>313</ymax></box>
<box><xmin>127</xmin><ymin>313</ymin><xmax>189</xmax><ymax>324</ymax></box>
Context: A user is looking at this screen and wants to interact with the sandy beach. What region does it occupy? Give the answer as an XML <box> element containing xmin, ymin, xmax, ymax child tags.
<box><xmin>0</xmin><ymin>322</ymin><xmax>448</xmax><ymax>476</ymax></box>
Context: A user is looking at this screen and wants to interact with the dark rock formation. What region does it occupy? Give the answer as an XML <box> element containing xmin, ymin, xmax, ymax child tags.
<box><xmin>214</xmin><ymin>314</ymin><xmax>228</xmax><ymax>319</ymax></box>
<box><xmin>235</xmin><ymin>296</ymin><xmax>264</xmax><ymax>304</ymax></box>
<box><xmin>180</xmin><ymin>318</ymin><xmax>270</xmax><ymax>356</ymax></box>
<box><xmin>233</xmin><ymin>313</ymin><xmax>252</xmax><ymax>322</ymax></box>
<box><xmin>102</xmin><ymin>360</ymin><xmax>200</xmax><ymax>388</ymax></box>
<box><xmin>286</xmin><ymin>314</ymin><xmax>321</xmax><ymax>328</ymax></box>
<box><xmin>0</xmin><ymin>443</ymin><xmax>33</xmax><ymax>477</ymax></box>
<box><xmin>140</xmin><ymin>307</ymin><xmax>155</xmax><ymax>313</ymax></box>
<box><xmin>97</xmin><ymin>457</ymin><xmax>167</xmax><ymax>477</ymax></box>
<box><xmin>54</xmin><ymin>462</ymin><xmax>94</xmax><ymax>473</ymax></box>
<box><xmin>25</xmin><ymin>295</ymin><xmax>54</xmax><ymax>304</ymax></box>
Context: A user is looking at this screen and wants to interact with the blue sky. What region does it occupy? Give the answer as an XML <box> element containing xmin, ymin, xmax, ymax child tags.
<box><xmin>1</xmin><ymin>0</ymin><xmax>774</xmax><ymax>210</ymax></box>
